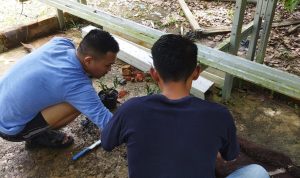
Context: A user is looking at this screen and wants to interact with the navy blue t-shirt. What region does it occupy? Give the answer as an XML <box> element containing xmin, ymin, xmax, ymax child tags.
<box><xmin>101</xmin><ymin>94</ymin><xmax>239</xmax><ymax>178</ymax></box>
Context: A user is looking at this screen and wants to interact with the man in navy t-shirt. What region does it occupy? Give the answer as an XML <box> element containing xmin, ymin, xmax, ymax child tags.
<box><xmin>101</xmin><ymin>34</ymin><xmax>269</xmax><ymax>178</ymax></box>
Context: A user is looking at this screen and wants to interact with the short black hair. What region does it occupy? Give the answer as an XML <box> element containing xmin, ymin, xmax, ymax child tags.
<box><xmin>78</xmin><ymin>29</ymin><xmax>119</xmax><ymax>57</ymax></box>
<box><xmin>151</xmin><ymin>34</ymin><xmax>198</xmax><ymax>82</ymax></box>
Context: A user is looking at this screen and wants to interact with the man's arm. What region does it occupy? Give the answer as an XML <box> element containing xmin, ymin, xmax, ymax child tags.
<box><xmin>101</xmin><ymin>108</ymin><xmax>126</xmax><ymax>151</ymax></box>
<box><xmin>64</xmin><ymin>80</ymin><xmax>112</xmax><ymax>130</ymax></box>
<box><xmin>218</xmin><ymin>108</ymin><xmax>240</xmax><ymax>161</ymax></box>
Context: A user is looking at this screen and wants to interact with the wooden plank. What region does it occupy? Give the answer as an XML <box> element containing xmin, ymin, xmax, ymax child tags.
<box><xmin>201</xmin><ymin>69</ymin><xmax>225</xmax><ymax>88</ymax></box>
<box><xmin>203</xmin><ymin>26</ymin><xmax>238</xmax><ymax>35</ymax></box>
<box><xmin>256</xmin><ymin>0</ymin><xmax>278</xmax><ymax>64</ymax></box>
<box><xmin>39</xmin><ymin>0</ymin><xmax>300</xmax><ymax>99</ymax></box>
<box><xmin>202</xmin><ymin>26</ymin><xmax>232</xmax><ymax>35</ymax></box>
<box><xmin>222</xmin><ymin>0</ymin><xmax>247</xmax><ymax>100</ymax></box>
<box><xmin>205</xmin><ymin>67</ymin><xmax>226</xmax><ymax>78</ymax></box>
<box><xmin>246</xmin><ymin>0</ymin><xmax>264</xmax><ymax>61</ymax></box>
<box><xmin>56</xmin><ymin>9</ymin><xmax>65</xmax><ymax>30</ymax></box>
<box><xmin>287</xmin><ymin>24</ymin><xmax>300</xmax><ymax>34</ymax></box>
<box><xmin>82</xmin><ymin>25</ymin><xmax>214</xmax><ymax>99</ymax></box>
<box><xmin>0</xmin><ymin>17</ymin><xmax>60</xmax><ymax>53</ymax></box>
<box><xmin>272</xmin><ymin>20</ymin><xmax>300</xmax><ymax>27</ymax></box>
<box><xmin>200</xmin><ymin>19</ymin><xmax>300</xmax><ymax>35</ymax></box>
<box><xmin>178</xmin><ymin>0</ymin><xmax>203</xmax><ymax>31</ymax></box>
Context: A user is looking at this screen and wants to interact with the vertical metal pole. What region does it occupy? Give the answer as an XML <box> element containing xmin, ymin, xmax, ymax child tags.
<box><xmin>222</xmin><ymin>0</ymin><xmax>247</xmax><ymax>100</ymax></box>
<box><xmin>246</xmin><ymin>0</ymin><xmax>264</xmax><ymax>61</ymax></box>
<box><xmin>56</xmin><ymin>9</ymin><xmax>65</xmax><ymax>30</ymax></box>
<box><xmin>255</xmin><ymin>0</ymin><xmax>278</xmax><ymax>63</ymax></box>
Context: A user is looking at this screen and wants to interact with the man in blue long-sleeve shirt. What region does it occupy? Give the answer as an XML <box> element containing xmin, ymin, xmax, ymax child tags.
<box><xmin>0</xmin><ymin>29</ymin><xmax>119</xmax><ymax>148</ymax></box>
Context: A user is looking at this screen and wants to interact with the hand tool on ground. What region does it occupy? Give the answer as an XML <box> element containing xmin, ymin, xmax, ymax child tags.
<box><xmin>72</xmin><ymin>140</ymin><xmax>101</xmax><ymax>161</ymax></box>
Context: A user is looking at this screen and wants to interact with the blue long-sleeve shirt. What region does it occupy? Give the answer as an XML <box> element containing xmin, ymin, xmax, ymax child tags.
<box><xmin>0</xmin><ymin>37</ymin><xmax>112</xmax><ymax>135</ymax></box>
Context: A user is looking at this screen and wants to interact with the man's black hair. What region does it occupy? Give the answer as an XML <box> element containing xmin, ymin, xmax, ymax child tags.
<box><xmin>151</xmin><ymin>34</ymin><xmax>198</xmax><ymax>82</ymax></box>
<box><xmin>78</xmin><ymin>29</ymin><xmax>119</xmax><ymax>57</ymax></box>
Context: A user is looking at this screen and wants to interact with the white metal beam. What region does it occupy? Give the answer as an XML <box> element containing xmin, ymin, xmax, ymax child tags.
<box><xmin>82</xmin><ymin>26</ymin><xmax>214</xmax><ymax>99</ymax></box>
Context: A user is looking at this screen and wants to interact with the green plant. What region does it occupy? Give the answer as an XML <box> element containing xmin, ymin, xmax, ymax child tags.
<box><xmin>97</xmin><ymin>79</ymin><xmax>119</xmax><ymax>110</ymax></box>
<box><xmin>97</xmin><ymin>77</ymin><xmax>119</xmax><ymax>91</ymax></box>
<box><xmin>66</xmin><ymin>19</ymin><xmax>82</xmax><ymax>29</ymax></box>
<box><xmin>227</xmin><ymin>8</ymin><xmax>234</xmax><ymax>20</ymax></box>
<box><xmin>164</xmin><ymin>18</ymin><xmax>177</xmax><ymax>27</ymax></box>
<box><xmin>97</xmin><ymin>81</ymin><xmax>109</xmax><ymax>91</ymax></box>
<box><xmin>146</xmin><ymin>84</ymin><xmax>160</xmax><ymax>95</ymax></box>
<box><xmin>282</xmin><ymin>0</ymin><xmax>299</xmax><ymax>11</ymax></box>
<box><xmin>113</xmin><ymin>77</ymin><xmax>119</xmax><ymax>89</ymax></box>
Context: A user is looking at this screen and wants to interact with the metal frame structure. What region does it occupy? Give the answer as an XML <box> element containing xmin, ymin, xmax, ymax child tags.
<box><xmin>39</xmin><ymin>0</ymin><xmax>300</xmax><ymax>100</ymax></box>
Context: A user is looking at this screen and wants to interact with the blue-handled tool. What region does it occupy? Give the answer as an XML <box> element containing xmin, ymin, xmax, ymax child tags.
<box><xmin>72</xmin><ymin>140</ymin><xmax>101</xmax><ymax>161</ymax></box>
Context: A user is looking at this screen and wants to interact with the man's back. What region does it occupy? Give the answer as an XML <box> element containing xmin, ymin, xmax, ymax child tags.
<box><xmin>0</xmin><ymin>37</ymin><xmax>77</xmax><ymax>134</ymax></box>
<box><xmin>102</xmin><ymin>94</ymin><xmax>239</xmax><ymax>178</ymax></box>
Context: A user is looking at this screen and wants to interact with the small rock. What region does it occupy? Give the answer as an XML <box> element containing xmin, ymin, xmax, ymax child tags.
<box><xmin>118</xmin><ymin>90</ymin><xmax>128</xmax><ymax>99</ymax></box>
<box><xmin>68</xmin><ymin>165</ymin><xmax>75</xmax><ymax>171</ymax></box>
<box><xmin>135</xmin><ymin>72</ymin><xmax>144</xmax><ymax>82</ymax></box>
<box><xmin>121</xmin><ymin>65</ymin><xmax>132</xmax><ymax>76</ymax></box>
<box><xmin>123</xmin><ymin>75</ymin><xmax>132</xmax><ymax>81</ymax></box>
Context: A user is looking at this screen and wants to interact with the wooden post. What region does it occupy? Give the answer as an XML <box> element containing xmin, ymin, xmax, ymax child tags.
<box><xmin>222</xmin><ymin>0</ymin><xmax>247</xmax><ymax>100</ymax></box>
<box><xmin>56</xmin><ymin>9</ymin><xmax>65</xmax><ymax>30</ymax></box>
<box><xmin>256</xmin><ymin>0</ymin><xmax>278</xmax><ymax>63</ymax></box>
<box><xmin>178</xmin><ymin>0</ymin><xmax>203</xmax><ymax>31</ymax></box>
<box><xmin>246</xmin><ymin>0</ymin><xmax>264</xmax><ymax>61</ymax></box>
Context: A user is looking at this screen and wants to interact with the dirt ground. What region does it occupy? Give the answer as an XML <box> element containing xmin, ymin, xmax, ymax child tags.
<box><xmin>0</xmin><ymin>0</ymin><xmax>55</xmax><ymax>31</ymax></box>
<box><xmin>0</xmin><ymin>28</ymin><xmax>299</xmax><ymax>178</ymax></box>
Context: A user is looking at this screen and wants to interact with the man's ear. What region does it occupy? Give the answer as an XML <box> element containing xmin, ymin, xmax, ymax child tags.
<box><xmin>82</xmin><ymin>56</ymin><xmax>93</xmax><ymax>66</ymax></box>
<box><xmin>150</xmin><ymin>67</ymin><xmax>160</xmax><ymax>83</ymax></box>
<box><xmin>192</xmin><ymin>65</ymin><xmax>201</xmax><ymax>80</ymax></box>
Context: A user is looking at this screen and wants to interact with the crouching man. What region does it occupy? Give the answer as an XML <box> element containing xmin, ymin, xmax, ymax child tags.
<box><xmin>0</xmin><ymin>29</ymin><xmax>119</xmax><ymax>148</ymax></box>
<box><xmin>101</xmin><ymin>34</ymin><xmax>269</xmax><ymax>178</ymax></box>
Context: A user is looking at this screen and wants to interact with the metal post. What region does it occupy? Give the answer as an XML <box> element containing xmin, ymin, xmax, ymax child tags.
<box><xmin>246</xmin><ymin>0</ymin><xmax>264</xmax><ymax>60</ymax></box>
<box><xmin>56</xmin><ymin>9</ymin><xmax>65</xmax><ymax>30</ymax></box>
<box><xmin>255</xmin><ymin>0</ymin><xmax>278</xmax><ymax>63</ymax></box>
<box><xmin>222</xmin><ymin>0</ymin><xmax>247</xmax><ymax>100</ymax></box>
